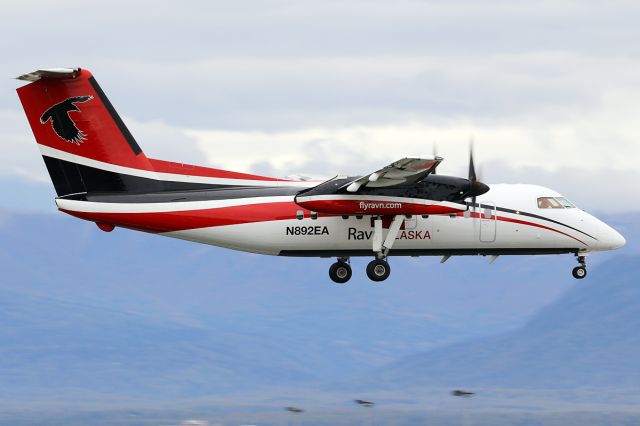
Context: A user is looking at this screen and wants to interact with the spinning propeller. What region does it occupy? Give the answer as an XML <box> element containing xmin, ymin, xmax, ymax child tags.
<box><xmin>466</xmin><ymin>144</ymin><xmax>490</xmax><ymax>209</ymax></box>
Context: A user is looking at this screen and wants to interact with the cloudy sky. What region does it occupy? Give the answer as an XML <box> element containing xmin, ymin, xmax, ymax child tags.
<box><xmin>1</xmin><ymin>0</ymin><xmax>638</xmax><ymax>212</ymax></box>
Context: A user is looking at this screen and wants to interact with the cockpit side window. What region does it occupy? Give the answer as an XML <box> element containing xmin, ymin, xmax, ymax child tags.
<box><xmin>537</xmin><ymin>197</ymin><xmax>576</xmax><ymax>209</ymax></box>
<box><xmin>556</xmin><ymin>197</ymin><xmax>576</xmax><ymax>208</ymax></box>
<box><xmin>537</xmin><ymin>197</ymin><xmax>563</xmax><ymax>209</ymax></box>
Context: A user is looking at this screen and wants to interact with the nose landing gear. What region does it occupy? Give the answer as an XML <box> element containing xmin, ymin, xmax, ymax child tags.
<box><xmin>572</xmin><ymin>255</ymin><xmax>587</xmax><ymax>279</ymax></box>
<box><xmin>329</xmin><ymin>258</ymin><xmax>352</xmax><ymax>284</ymax></box>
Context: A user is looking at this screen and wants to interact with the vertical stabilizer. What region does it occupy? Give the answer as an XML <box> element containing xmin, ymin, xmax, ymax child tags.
<box><xmin>16</xmin><ymin>68</ymin><xmax>160</xmax><ymax>195</ymax></box>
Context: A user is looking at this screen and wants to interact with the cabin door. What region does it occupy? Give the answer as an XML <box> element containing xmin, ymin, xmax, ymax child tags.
<box><xmin>479</xmin><ymin>202</ymin><xmax>496</xmax><ymax>242</ymax></box>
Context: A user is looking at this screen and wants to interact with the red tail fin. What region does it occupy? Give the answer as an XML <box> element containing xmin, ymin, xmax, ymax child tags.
<box><xmin>16</xmin><ymin>68</ymin><xmax>165</xmax><ymax>196</ymax></box>
<box><xmin>17</xmin><ymin>68</ymin><xmax>152</xmax><ymax>171</ymax></box>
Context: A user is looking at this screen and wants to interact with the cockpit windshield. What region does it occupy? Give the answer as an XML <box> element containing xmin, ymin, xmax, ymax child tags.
<box><xmin>537</xmin><ymin>197</ymin><xmax>576</xmax><ymax>209</ymax></box>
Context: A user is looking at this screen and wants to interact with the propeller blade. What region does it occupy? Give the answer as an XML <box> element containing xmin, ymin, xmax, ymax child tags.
<box><xmin>432</xmin><ymin>143</ymin><xmax>438</xmax><ymax>174</ymax></box>
<box><xmin>465</xmin><ymin>141</ymin><xmax>489</xmax><ymax>205</ymax></box>
<box><xmin>468</xmin><ymin>143</ymin><xmax>477</xmax><ymax>183</ymax></box>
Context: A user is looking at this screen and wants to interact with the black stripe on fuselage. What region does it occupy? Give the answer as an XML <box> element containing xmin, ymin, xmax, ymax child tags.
<box><xmin>279</xmin><ymin>248</ymin><xmax>579</xmax><ymax>257</ymax></box>
<box><xmin>43</xmin><ymin>155</ymin><xmax>294</xmax><ymax>196</ymax></box>
<box><xmin>62</xmin><ymin>185</ymin><xmax>302</xmax><ymax>203</ymax></box>
<box><xmin>88</xmin><ymin>77</ymin><xmax>143</xmax><ymax>156</ymax></box>
<box><xmin>469</xmin><ymin>202</ymin><xmax>597</xmax><ymax>241</ymax></box>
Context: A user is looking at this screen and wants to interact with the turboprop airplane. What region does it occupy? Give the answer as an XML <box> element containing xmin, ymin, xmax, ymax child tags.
<box><xmin>15</xmin><ymin>68</ymin><xmax>626</xmax><ymax>283</ymax></box>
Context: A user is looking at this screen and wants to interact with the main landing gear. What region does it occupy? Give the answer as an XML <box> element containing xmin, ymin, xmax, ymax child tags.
<box><xmin>366</xmin><ymin>258</ymin><xmax>391</xmax><ymax>282</ymax></box>
<box><xmin>330</xmin><ymin>214</ymin><xmax>402</xmax><ymax>284</ymax></box>
<box><xmin>572</xmin><ymin>255</ymin><xmax>587</xmax><ymax>279</ymax></box>
<box><xmin>328</xmin><ymin>257</ymin><xmax>392</xmax><ymax>283</ymax></box>
<box><xmin>329</xmin><ymin>258</ymin><xmax>352</xmax><ymax>284</ymax></box>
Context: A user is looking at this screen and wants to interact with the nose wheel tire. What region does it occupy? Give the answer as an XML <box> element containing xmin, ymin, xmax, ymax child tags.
<box><xmin>572</xmin><ymin>266</ymin><xmax>587</xmax><ymax>279</ymax></box>
<box><xmin>366</xmin><ymin>259</ymin><xmax>391</xmax><ymax>282</ymax></box>
<box><xmin>329</xmin><ymin>261</ymin><xmax>352</xmax><ymax>284</ymax></box>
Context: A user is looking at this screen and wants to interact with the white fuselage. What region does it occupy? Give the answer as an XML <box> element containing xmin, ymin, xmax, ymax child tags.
<box><xmin>149</xmin><ymin>184</ymin><xmax>624</xmax><ymax>256</ymax></box>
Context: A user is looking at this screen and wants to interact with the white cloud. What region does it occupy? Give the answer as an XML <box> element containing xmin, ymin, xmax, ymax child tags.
<box><xmin>182</xmin><ymin>85</ymin><xmax>638</xmax><ymax>211</ymax></box>
<box><xmin>123</xmin><ymin>117</ymin><xmax>204</xmax><ymax>165</ymax></box>
<box><xmin>183</xmin><ymin>85</ymin><xmax>640</xmax><ymax>175</ymax></box>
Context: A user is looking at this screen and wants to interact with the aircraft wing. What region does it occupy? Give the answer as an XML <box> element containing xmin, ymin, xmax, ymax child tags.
<box><xmin>343</xmin><ymin>156</ymin><xmax>443</xmax><ymax>192</ymax></box>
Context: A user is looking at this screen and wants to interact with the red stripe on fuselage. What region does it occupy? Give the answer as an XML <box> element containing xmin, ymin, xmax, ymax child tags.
<box><xmin>60</xmin><ymin>202</ymin><xmax>307</xmax><ymax>233</ymax></box>
<box><xmin>458</xmin><ymin>211</ymin><xmax>588</xmax><ymax>246</ymax></box>
<box><xmin>496</xmin><ymin>215</ymin><xmax>587</xmax><ymax>246</ymax></box>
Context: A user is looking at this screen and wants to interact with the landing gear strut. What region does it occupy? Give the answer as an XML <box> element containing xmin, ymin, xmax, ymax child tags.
<box><xmin>329</xmin><ymin>258</ymin><xmax>352</xmax><ymax>284</ymax></box>
<box><xmin>365</xmin><ymin>214</ymin><xmax>402</xmax><ymax>283</ymax></box>
<box><xmin>366</xmin><ymin>258</ymin><xmax>391</xmax><ymax>282</ymax></box>
<box><xmin>572</xmin><ymin>255</ymin><xmax>587</xmax><ymax>279</ymax></box>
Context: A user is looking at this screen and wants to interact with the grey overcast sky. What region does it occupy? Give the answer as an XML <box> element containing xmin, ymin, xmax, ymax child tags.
<box><xmin>1</xmin><ymin>0</ymin><xmax>638</xmax><ymax>211</ymax></box>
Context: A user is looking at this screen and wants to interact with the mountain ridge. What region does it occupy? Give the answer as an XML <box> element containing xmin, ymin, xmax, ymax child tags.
<box><xmin>360</xmin><ymin>254</ymin><xmax>640</xmax><ymax>389</ymax></box>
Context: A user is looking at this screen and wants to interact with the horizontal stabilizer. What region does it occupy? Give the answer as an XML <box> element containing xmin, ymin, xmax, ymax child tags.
<box><xmin>16</xmin><ymin>68</ymin><xmax>81</xmax><ymax>82</ymax></box>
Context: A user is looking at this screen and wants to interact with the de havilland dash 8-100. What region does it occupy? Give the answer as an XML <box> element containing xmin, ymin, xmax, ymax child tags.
<box><xmin>15</xmin><ymin>68</ymin><xmax>626</xmax><ymax>283</ymax></box>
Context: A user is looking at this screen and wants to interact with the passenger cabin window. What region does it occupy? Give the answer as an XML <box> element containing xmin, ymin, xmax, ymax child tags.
<box><xmin>537</xmin><ymin>197</ymin><xmax>576</xmax><ymax>209</ymax></box>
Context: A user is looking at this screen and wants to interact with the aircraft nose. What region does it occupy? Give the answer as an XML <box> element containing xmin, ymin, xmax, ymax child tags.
<box><xmin>599</xmin><ymin>226</ymin><xmax>626</xmax><ymax>250</ymax></box>
<box><xmin>610</xmin><ymin>229</ymin><xmax>626</xmax><ymax>249</ymax></box>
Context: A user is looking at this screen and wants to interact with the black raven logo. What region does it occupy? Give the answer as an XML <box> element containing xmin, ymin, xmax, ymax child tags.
<box><xmin>40</xmin><ymin>95</ymin><xmax>93</xmax><ymax>145</ymax></box>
